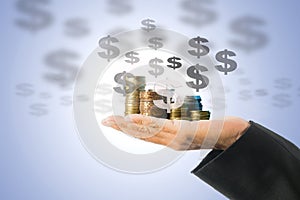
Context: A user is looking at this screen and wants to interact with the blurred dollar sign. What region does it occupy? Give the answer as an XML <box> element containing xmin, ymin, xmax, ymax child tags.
<box><xmin>230</xmin><ymin>16</ymin><xmax>268</xmax><ymax>52</ymax></box>
<box><xmin>44</xmin><ymin>49</ymin><xmax>79</xmax><ymax>88</ymax></box>
<box><xmin>98</xmin><ymin>35</ymin><xmax>120</xmax><ymax>62</ymax></box>
<box><xmin>167</xmin><ymin>56</ymin><xmax>182</xmax><ymax>70</ymax></box>
<box><xmin>188</xmin><ymin>36</ymin><xmax>210</xmax><ymax>58</ymax></box>
<box><xmin>148</xmin><ymin>37</ymin><xmax>163</xmax><ymax>50</ymax></box>
<box><xmin>154</xmin><ymin>89</ymin><xmax>184</xmax><ymax>113</ymax></box>
<box><xmin>148</xmin><ymin>58</ymin><xmax>164</xmax><ymax>78</ymax></box>
<box><xmin>180</xmin><ymin>0</ymin><xmax>216</xmax><ymax>27</ymax></box>
<box><xmin>64</xmin><ymin>18</ymin><xmax>90</xmax><ymax>38</ymax></box>
<box><xmin>186</xmin><ymin>64</ymin><xmax>209</xmax><ymax>92</ymax></box>
<box><xmin>15</xmin><ymin>0</ymin><xmax>53</xmax><ymax>32</ymax></box>
<box><xmin>15</xmin><ymin>83</ymin><xmax>34</xmax><ymax>97</ymax></box>
<box><xmin>108</xmin><ymin>0</ymin><xmax>132</xmax><ymax>15</ymax></box>
<box><xmin>29</xmin><ymin>103</ymin><xmax>48</xmax><ymax>116</ymax></box>
<box><xmin>125</xmin><ymin>51</ymin><xmax>140</xmax><ymax>64</ymax></box>
<box><xmin>113</xmin><ymin>71</ymin><xmax>135</xmax><ymax>96</ymax></box>
<box><xmin>272</xmin><ymin>94</ymin><xmax>291</xmax><ymax>108</ymax></box>
<box><xmin>141</xmin><ymin>19</ymin><xmax>156</xmax><ymax>32</ymax></box>
<box><xmin>215</xmin><ymin>49</ymin><xmax>237</xmax><ymax>75</ymax></box>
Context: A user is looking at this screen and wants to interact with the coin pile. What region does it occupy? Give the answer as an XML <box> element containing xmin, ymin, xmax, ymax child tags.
<box><xmin>124</xmin><ymin>76</ymin><xmax>145</xmax><ymax>115</ymax></box>
<box><xmin>123</xmin><ymin>77</ymin><xmax>210</xmax><ymax>120</ymax></box>
<box><xmin>139</xmin><ymin>90</ymin><xmax>167</xmax><ymax>118</ymax></box>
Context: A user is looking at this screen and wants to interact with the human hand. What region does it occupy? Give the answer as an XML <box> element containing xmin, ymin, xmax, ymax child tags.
<box><xmin>102</xmin><ymin>114</ymin><xmax>250</xmax><ymax>151</ymax></box>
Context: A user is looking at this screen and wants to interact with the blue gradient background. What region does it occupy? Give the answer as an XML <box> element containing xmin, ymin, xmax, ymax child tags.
<box><xmin>2</xmin><ymin>0</ymin><xmax>300</xmax><ymax>199</ymax></box>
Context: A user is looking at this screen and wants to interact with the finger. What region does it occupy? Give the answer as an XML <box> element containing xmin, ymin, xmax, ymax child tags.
<box><xmin>125</xmin><ymin>114</ymin><xmax>153</xmax><ymax>125</ymax></box>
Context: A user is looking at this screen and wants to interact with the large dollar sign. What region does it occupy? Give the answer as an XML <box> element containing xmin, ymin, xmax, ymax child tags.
<box><xmin>215</xmin><ymin>49</ymin><xmax>237</xmax><ymax>75</ymax></box>
<box><xmin>15</xmin><ymin>0</ymin><xmax>53</xmax><ymax>32</ymax></box>
<box><xmin>148</xmin><ymin>58</ymin><xmax>164</xmax><ymax>78</ymax></box>
<box><xmin>188</xmin><ymin>36</ymin><xmax>210</xmax><ymax>58</ymax></box>
<box><xmin>180</xmin><ymin>0</ymin><xmax>216</xmax><ymax>27</ymax></box>
<box><xmin>167</xmin><ymin>56</ymin><xmax>182</xmax><ymax>70</ymax></box>
<box><xmin>125</xmin><ymin>51</ymin><xmax>140</xmax><ymax>64</ymax></box>
<box><xmin>141</xmin><ymin>19</ymin><xmax>156</xmax><ymax>32</ymax></box>
<box><xmin>153</xmin><ymin>89</ymin><xmax>184</xmax><ymax>113</ymax></box>
<box><xmin>230</xmin><ymin>16</ymin><xmax>268</xmax><ymax>52</ymax></box>
<box><xmin>44</xmin><ymin>49</ymin><xmax>79</xmax><ymax>88</ymax></box>
<box><xmin>186</xmin><ymin>64</ymin><xmax>209</xmax><ymax>92</ymax></box>
<box><xmin>148</xmin><ymin>37</ymin><xmax>163</xmax><ymax>50</ymax></box>
<box><xmin>113</xmin><ymin>71</ymin><xmax>135</xmax><ymax>96</ymax></box>
<box><xmin>108</xmin><ymin>0</ymin><xmax>132</xmax><ymax>15</ymax></box>
<box><xmin>98</xmin><ymin>35</ymin><xmax>120</xmax><ymax>62</ymax></box>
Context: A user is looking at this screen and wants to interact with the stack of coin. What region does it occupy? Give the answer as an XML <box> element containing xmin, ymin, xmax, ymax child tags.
<box><xmin>190</xmin><ymin>110</ymin><xmax>210</xmax><ymax>121</ymax></box>
<box><xmin>183</xmin><ymin>95</ymin><xmax>203</xmax><ymax>112</ymax></box>
<box><xmin>139</xmin><ymin>90</ymin><xmax>167</xmax><ymax>118</ymax></box>
<box><xmin>170</xmin><ymin>107</ymin><xmax>189</xmax><ymax>120</ymax></box>
<box><xmin>124</xmin><ymin>76</ymin><xmax>145</xmax><ymax>115</ymax></box>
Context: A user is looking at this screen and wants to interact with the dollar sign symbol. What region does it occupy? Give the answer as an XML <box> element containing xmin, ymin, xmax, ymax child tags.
<box><xmin>230</xmin><ymin>16</ymin><xmax>268</xmax><ymax>52</ymax></box>
<box><xmin>167</xmin><ymin>56</ymin><xmax>182</xmax><ymax>70</ymax></box>
<box><xmin>188</xmin><ymin>36</ymin><xmax>210</xmax><ymax>58</ymax></box>
<box><xmin>43</xmin><ymin>49</ymin><xmax>79</xmax><ymax>88</ymax></box>
<box><xmin>274</xmin><ymin>78</ymin><xmax>292</xmax><ymax>90</ymax></box>
<box><xmin>64</xmin><ymin>18</ymin><xmax>90</xmax><ymax>38</ymax></box>
<box><xmin>148</xmin><ymin>58</ymin><xmax>164</xmax><ymax>78</ymax></box>
<box><xmin>141</xmin><ymin>19</ymin><xmax>156</xmax><ymax>32</ymax></box>
<box><xmin>108</xmin><ymin>0</ymin><xmax>132</xmax><ymax>15</ymax></box>
<box><xmin>153</xmin><ymin>90</ymin><xmax>184</xmax><ymax>113</ymax></box>
<box><xmin>98</xmin><ymin>35</ymin><xmax>120</xmax><ymax>62</ymax></box>
<box><xmin>215</xmin><ymin>49</ymin><xmax>237</xmax><ymax>75</ymax></box>
<box><xmin>148</xmin><ymin>37</ymin><xmax>163</xmax><ymax>50</ymax></box>
<box><xmin>113</xmin><ymin>71</ymin><xmax>135</xmax><ymax>96</ymax></box>
<box><xmin>15</xmin><ymin>83</ymin><xmax>34</xmax><ymax>97</ymax></box>
<box><xmin>186</xmin><ymin>64</ymin><xmax>209</xmax><ymax>92</ymax></box>
<box><xmin>125</xmin><ymin>51</ymin><xmax>140</xmax><ymax>64</ymax></box>
<box><xmin>15</xmin><ymin>0</ymin><xmax>53</xmax><ymax>32</ymax></box>
<box><xmin>29</xmin><ymin>103</ymin><xmax>48</xmax><ymax>116</ymax></box>
<box><xmin>272</xmin><ymin>94</ymin><xmax>291</xmax><ymax>108</ymax></box>
<box><xmin>180</xmin><ymin>0</ymin><xmax>216</xmax><ymax>27</ymax></box>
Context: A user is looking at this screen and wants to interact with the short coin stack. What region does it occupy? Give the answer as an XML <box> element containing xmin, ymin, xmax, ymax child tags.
<box><xmin>190</xmin><ymin>110</ymin><xmax>211</xmax><ymax>121</ymax></box>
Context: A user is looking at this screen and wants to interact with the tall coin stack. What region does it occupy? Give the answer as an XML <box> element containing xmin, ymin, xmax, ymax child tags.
<box><xmin>124</xmin><ymin>76</ymin><xmax>145</xmax><ymax>115</ymax></box>
<box><xmin>139</xmin><ymin>90</ymin><xmax>168</xmax><ymax>118</ymax></box>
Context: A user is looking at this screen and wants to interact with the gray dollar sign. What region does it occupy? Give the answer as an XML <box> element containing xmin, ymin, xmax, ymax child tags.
<box><xmin>167</xmin><ymin>56</ymin><xmax>182</xmax><ymax>70</ymax></box>
<box><xmin>180</xmin><ymin>0</ymin><xmax>216</xmax><ymax>27</ymax></box>
<box><xmin>125</xmin><ymin>51</ymin><xmax>140</xmax><ymax>64</ymax></box>
<box><xmin>29</xmin><ymin>103</ymin><xmax>48</xmax><ymax>116</ymax></box>
<box><xmin>15</xmin><ymin>83</ymin><xmax>34</xmax><ymax>97</ymax></box>
<box><xmin>113</xmin><ymin>71</ymin><xmax>135</xmax><ymax>96</ymax></box>
<box><xmin>230</xmin><ymin>16</ymin><xmax>268</xmax><ymax>52</ymax></box>
<box><xmin>15</xmin><ymin>0</ymin><xmax>53</xmax><ymax>32</ymax></box>
<box><xmin>186</xmin><ymin>64</ymin><xmax>209</xmax><ymax>92</ymax></box>
<box><xmin>141</xmin><ymin>19</ymin><xmax>156</xmax><ymax>32</ymax></box>
<box><xmin>64</xmin><ymin>18</ymin><xmax>90</xmax><ymax>38</ymax></box>
<box><xmin>148</xmin><ymin>37</ymin><xmax>163</xmax><ymax>50</ymax></box>
<box><xmin>272</xmin><ymin>94</ymin><xmax>291</xmax><ymax>108</ymax></box>
<box><xmin>188</xmin><ymin>36</ymin><xmax>210</xmax><ymax>58</ymax></box>
<box><xmin>44</xmin><ymin>49</ymin><xmax>79</xmax><ymax>88</ymax></box>
<box><xmin>148</xmin><ymin>58</ymin><xmax>164</xmax><ymax>78</ymax></box>
<box><xmin>98</xmin><ymin>35</ymin><xmax>120</xmax><ymax>62</ymax></box>
<box><xmin>108</xmin><ymin>0</ymin><xmax>132</xmax><ymax>15</ymax></box>
<box><xmin>215</xmin><ymin>49</ymin><xmax>237</xmax><ymax>75</ymax></box>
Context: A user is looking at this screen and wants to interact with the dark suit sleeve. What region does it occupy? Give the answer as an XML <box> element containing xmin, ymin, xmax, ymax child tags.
<box><xmin>191</xmin><ymin>121</ymin><xmax>300</xmax><ymax>200</ymax></box>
